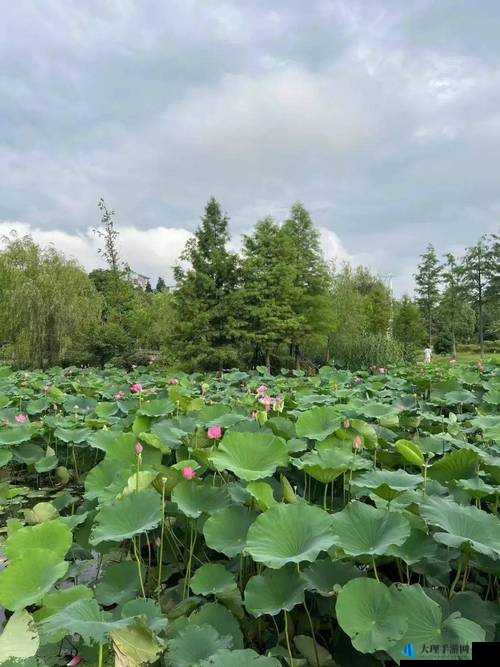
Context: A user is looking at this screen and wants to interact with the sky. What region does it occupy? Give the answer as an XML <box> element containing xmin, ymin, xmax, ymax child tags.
<box><xmin>1</xmin><ymin>0</ymin><xmax>499</xmax><ymax>294</ymax></box>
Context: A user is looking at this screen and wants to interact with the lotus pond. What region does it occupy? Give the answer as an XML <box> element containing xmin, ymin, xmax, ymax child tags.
<box><xmin>0</xmin><ymin>361</ymin><xmax>499</xmax><ymax>665</ymax></box>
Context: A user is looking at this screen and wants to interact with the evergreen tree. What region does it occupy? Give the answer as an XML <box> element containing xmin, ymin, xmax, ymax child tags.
<box><xmin>438</xmin><ymin>253</ymin><xmax>474</xmax><ymax>357</ymax></box>
<box><xmin>155</xmin><ymin>276</ymin><xmax>167</xmax><ymax>292</ymax></box>
<box><xmin>462</xmin><ymin>234</ymin><xmax>498</xmax><ymax>355</ymax></box>
<box><xmin>240</xmin><ymin>217</ymin><xmax>300</xmax><ymax>370</ymax></box>
<box><xmin>172</xmin><ymin>198</ymin><xmax>241</xmax><ymax>370</ymax></box>
<box><xmin>281</xmin><ymin>203</ymin><xmax>332</xmax><ymax>367</ymax></box>
<box><xmin>145</xmin><ymin>280</ymin><xmax>153</xmax><ymax>293</ymax></box>
<box><xmin>414</xmin><ymin>244</ymin><xmax>441</xmax><ymax>346</ymax></box>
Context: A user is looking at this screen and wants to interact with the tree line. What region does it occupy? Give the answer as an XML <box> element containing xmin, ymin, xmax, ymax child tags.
<box><xmin>0</xmin><ymin>198</ymin><xmax>497</xmax><ymax>370</ymax></box>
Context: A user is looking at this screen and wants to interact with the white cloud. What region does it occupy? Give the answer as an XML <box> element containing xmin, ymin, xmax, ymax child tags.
<box><xmin>0</xmin><ymin>221</ymin><xmax>192</xmax><ymax>285</ymax></box>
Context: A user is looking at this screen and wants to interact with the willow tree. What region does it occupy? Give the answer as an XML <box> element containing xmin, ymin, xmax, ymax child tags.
<box><xmin>0</xmin><ymin>235</ymin><xmax>101</xmax><ymax>368</ymax></box>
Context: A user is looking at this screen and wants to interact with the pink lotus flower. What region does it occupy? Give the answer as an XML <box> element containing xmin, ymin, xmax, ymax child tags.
<box><xmin>353</xmin><ymin>435</ymin><xmax>363</xmax><ymax>451</ymax></box>
<box><xmin>207</xmin><ymin>425</ymin><xmax>222</xmax><ymax>440</ymax></box>
<box><xmin>135</xmin><ymin>442</ymin><xmax>143</xmax><ymax>455</ymax></box>
<box><xmin>182</xmin><ymin>466</ymin><xmax>196</xmax><ymax>480</ymax></box>
<box><xmin>259</xmin><ymin>395</ymin><xmax>273</xmax><ymax>412</ymax></box>
<box><xmin>15</xmin><ymin>413</ymin><xmax>28</xmax><ymax>424</ymax></box>
<box><xmin>130</xmin><ymin>383</ymin><xmax>143</xmax><ymax>394</ymax></box>
<box><xmin>67</xmin><ymin>657</ymin><xmax>84</xmax><ymax>666</ymax></box>
<box><xmin>256</xmin><ymin>384</ymin><xmax>268</xmax><ymax>395</ymax></box>
<box><xmin>115</xmin><ymin>391</ymin><xmax>125</xmax><ymax>400</ymax></box>
<box><xmin>169</xmin><ymin>378</ymin><xmax>180</xmax><ymax>385</ymax></box>
<box><xmin>378</xmin><ymin>367</ymin><xmax>387</xmax><ymax>374</ymax></box>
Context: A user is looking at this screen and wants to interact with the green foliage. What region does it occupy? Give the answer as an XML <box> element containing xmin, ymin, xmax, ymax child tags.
<box><xmin>172</xmin><ymin>198</ymin><xmax>241</xmax><ymax>370</ymax></box>
<box><xmin>414</xmin><ymin>243</ymin><xmax>442</xmax><ymax>346</ymax></box>
<box><xmin>0</xmin><ymin>235</ymin><xmax>100</xmax><ymax>368</ymax></box>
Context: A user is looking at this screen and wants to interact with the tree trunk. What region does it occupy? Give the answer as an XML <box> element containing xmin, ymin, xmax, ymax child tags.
<box><xmin>452</xmin><ymin>330</ymin><xmax>456</xmax><ymax>359</ymax></box>
<box><xmin>265</xmin><ymin>350</ymin><xmax>270</xmax><ymax>374</ymax></box>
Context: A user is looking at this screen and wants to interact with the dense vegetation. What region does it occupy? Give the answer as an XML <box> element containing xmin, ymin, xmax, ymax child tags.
<box><xmin>0</xmin><ymin>359</ymin><xmax>498</xmax><ymax>664</ymax></box>
<box><xmin>0</xmin><ymin>199</ymin><xmax>497</xmax><ymax>372</ymax></box>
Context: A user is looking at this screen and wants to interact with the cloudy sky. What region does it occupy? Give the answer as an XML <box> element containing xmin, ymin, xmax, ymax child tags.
<box><xmin>1</xmin><ymin>1</ymin><xmax>499</xmax><ymax>294</ymax></box>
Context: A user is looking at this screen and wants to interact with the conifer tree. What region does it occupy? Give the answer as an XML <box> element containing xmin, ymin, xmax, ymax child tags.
<box><xmin>173</xmin><ymin>198</ymin><xmax>241</xmax><ymax>370</ymax></box>
<box><xmin>155</xmin><ymin>277</ymin><xmax>166</xmax><ymax>292</ymax></box>
<box><xmin>414</xmin><ymin>244</ymin><xmax>441</xmax><ymax>346</ymax></box>
<box><xmin>240</xmin><ymin>217</ymin><xmax>300</xmax><ymax>370</ymax></box>
<box><xmin>462</xmin><ymin>234</ymin><xmax>498</xmax><ymax>355</ymax></box>
<box><xmin>281</xmin><ymin>203</ymin><xmax>332</xmax><ymax>367</ymax></box>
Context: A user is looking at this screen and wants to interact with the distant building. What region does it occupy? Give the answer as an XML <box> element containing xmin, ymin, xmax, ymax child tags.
<box><xmin>129</xmin><ymin>271</ymin><xmax>150</xmax><ymax>290</ymax></box>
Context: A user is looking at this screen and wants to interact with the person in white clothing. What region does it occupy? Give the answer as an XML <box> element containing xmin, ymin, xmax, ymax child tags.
<box><xmin>424</xmin><ymin>347</ymin><xmax>432</xmax><ymax>364</ymax></box>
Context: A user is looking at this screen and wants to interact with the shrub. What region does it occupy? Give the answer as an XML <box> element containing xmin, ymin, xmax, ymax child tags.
<box><xmin>330</xmin><ymin>333</ymin><xmax>407</xmax><ymax>370</ymax></box>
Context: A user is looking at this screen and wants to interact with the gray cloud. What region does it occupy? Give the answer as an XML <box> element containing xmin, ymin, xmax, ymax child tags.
<box><xmin>1</xmin><ymin>0</ymin><xmax>498</xmax><ymax>294</ymax></box>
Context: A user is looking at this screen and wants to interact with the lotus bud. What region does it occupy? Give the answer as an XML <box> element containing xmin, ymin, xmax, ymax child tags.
<box><xmin>343</xmin><ymin>418</ymin><xmax>350</xmax><ymax>429</ymax></box>
<box><xmin>353</xmin><ymin>435</ymin><xmax>363</xmax><ymax>451</ymax></box>
<box><xmin>15</xmin><ymin>413</ymin><xmax>28</xmax><ymax>424</ymax></box>
<box><xmin>135</xmin><ymin>442</ymin><xmax>143</xmax><ymax>456</ymax></box>
<box><xmin>130</xmin><ymin>383</ymin><xmax>142</xmax><ymax>394</ymax></box>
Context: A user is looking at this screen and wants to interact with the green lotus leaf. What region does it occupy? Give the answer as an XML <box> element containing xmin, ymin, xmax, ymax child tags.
<box><xmin>167</xmin><ymin>624</ymin><xmax>232</xmax><ymax>667</ymax></box>
<box><xmin>386</xmin><ymin>526</ymin><xmax>444</xmax><ymax>565</ymax></box>
<box><xmin>199</xmin><ymin>649</ymin><xmax>281</xmax><ymax>666</ymax></box>
<box><xmin>119</xmin><ymin>470</ymin><xmax>158</xmax><ymax>498</ymax></box>
<box><xmin>331</xmin><ymin>501</ymin><xmax>411</xmax><ymax>556</ymax></box>
<box><xmin>89</xmin><ymin>430</ymin><xmax>161</xmax><ymax>466</ymax></box>
<box><xmin>302</xmin><ymin>558</ymin><xmax>362</xmax><ymax>596</ymax></box>
<box><xmin>427</xmin><ymin>589</ymin><xmax>500</xmax><ymax>642</ymax></box>
<box><xmin>351</xmin><ymin>468</ymin><xmax>423</xmax><ymax>501</ymax></box>
<box><xmin>189</xmin><ymin>602</ymin><xmax>243</xmax><ymax>649</ymax></box>
<box><xmin>246</xmin><ymin>481</ymin><xmax>277</xmax><ymax>511</ymax></box>
<box><xmin>84</xmin><ymin>459</ymin><xmax>134</xmax><ymax>502</ymax></box>
<box><xmin>244</xmin><ymin>564</ymin><xmax>305</xmax><ymax>616</ymax></box>
<box><xmin>294</xmin><ymin>635</ymin><xmax>334</xmax><ymax>667</ymax></box>
<box><xmin>4</xmin><ymin>519</ymin><xmax>72</xmax><ymax>561</ymax></box>
<box><xmin>172</xmin><ymin>480</ymin><xmax>232</xmax><ymax>519</ymax></box>
<box><xmin>95</xmin><ymin>401</ymin><xmax>119</xmax><ymax>419</ymax></box>
<box><xmin>0</xmin><ymin>425</ymin><xmax>34</xmax><ymax>445</ymax></box>
<box><xmin>394</xmin><ymin>439</ymin><xmax>424</xmax><ymax>467</ymax></box>
<box><xmin>151</xmin><ymin>420</ymin><xmax>187</xmax><ymax>449</ymax></box>
<box><xmin>110</xmin><ymin>618</ymin><xmax>163</xmax><ymax>665</ymax></box>
<box><xmin>388</xmin><ymin>583</ymin><xmax>485</xmax><ymax>662</ymax></box>
<box><xmin>90</xmin><ymin>488</ymin><xmax>162</xmax><ymax>545</ymax></box>
<box><xmin>420</xmin><ymin>496</ymin><xmax>500</xmax><ymax>559</ymax></box>
<box><xmin>470</xmin><ymin>415</ymin><xmax>500</xmax><ymax>440</ymax></box>
<box><xmin>203</xmin><ymin>506</ymin><xmax>256</xmax><ymax>557</ymax></box>
<box><xmin>335</xmin><ymin>578</ymin><xmax>407</xmax><ymax>653</ymax></box>
<box><xmin>427</xmin><ymin>449</ymin><xmax>480</xmax><ymax>484</ymax></box>
<box><xmin>39</xmin><ymin>598</ymin><xmax>132</xmax><ymax>645</ymax></box>
<box><xmin>22</xmin><ymin>502</ymin><xmax>59</xmax><ymax>524</ymax></box>
<box><xmin>456</xmin><ymin>477</ymin><xmax>496</xmax><ymax>499</ymax></box>
<box><xmin>0</xmin><ymin>548</ymin><xmax>69</xmax><ymax>611</ymax></box>
<box><xmin>295</xmin><ymin>406</ymin><xmax>341</xmax><ymax>441</ymax></box>
<box><xmin>95</xmin><ymin>560</ymin><xmax>145</xmax><ymax>605</ymax></box>
<box><xmin>209</xmin><ymin>432</ymin><xmax>288</xmax><ymax>481</ymax></box>
<box><xmin>121</xmin><ymin>598</ymin><xmax>168</xmax><ymax>633</ymax></box>
<box><xmin>294</xmin><ymin>444</ymin><xmax>371</xmax><ymax>484</ymax></box>
<box><xmin>246</xmin><ymin>502</ymin><xmax>335</xmax><ymax>569</ymax></box>
<box><xmin>0</xmin><ymin>450</ymin><xmax>13</xmax><ymax>467</ymax></box>
<box><xmin>34</xmin><ymin>585</ymin><xmax>93</xmax><ymax>644</ymax></box>
<box><xmin>443</xmin><ymin>389</ymin><xmax>477</xmax><ymax>405</ymax></box>
<box><xmin>34</xmin><ymin>454</ymin><xmax>58</xmax><ymax>473</ymax></box>
<box><xmin>0</xmin><ymin>611</ymin><xmax>39</xmax><ymax>663</ymax></box>
<box><xmin>139</xmin><ymin>398</ymin><xmax>175</xmax><ymax>417</ymax></box>
<box><xmin>26</xmin><ymin>397</ymin><xmax>50</xmax><ymax>414</ymax></box>
<box><xmin>54</xmin><ymin>427</ymin><xmax>92</xmax><ymax>444</ymax></box>
<box><xmin>361</xmin><ymin>402</ymin><xmax>397</xmax><ymax>419</ymax></box>
<box><xmin>12</xmin><ymin>443</ymin><xmax>44</xmax><ymax>464</ymax></box>
<box><xmin>190</xmin><ymin>564</ymin><xmax>237</xmax><ymax>596</ymax></box>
